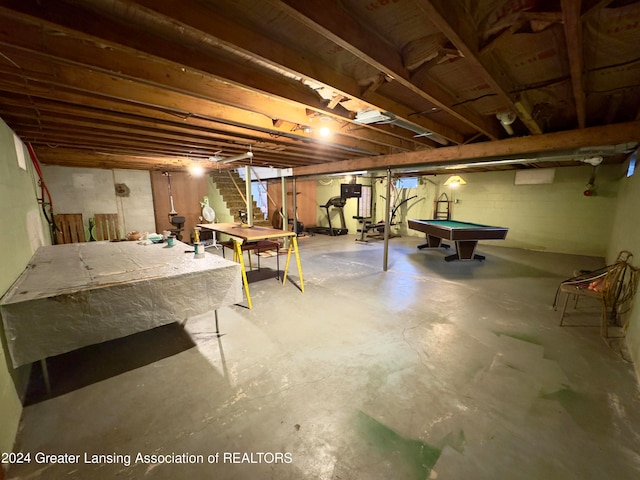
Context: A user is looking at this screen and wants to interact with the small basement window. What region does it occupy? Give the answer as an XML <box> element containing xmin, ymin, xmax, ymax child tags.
<box><xmin>397</xmin><ymin>177</ymin><xmax>418</xmax><ymax>189</ymax></box>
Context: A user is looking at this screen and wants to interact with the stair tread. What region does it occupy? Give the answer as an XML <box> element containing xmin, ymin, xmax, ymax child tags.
<box><xmin>210</xmin><ymin>170</ymin><xmax>266</xmax><ymax>225</ymax></box>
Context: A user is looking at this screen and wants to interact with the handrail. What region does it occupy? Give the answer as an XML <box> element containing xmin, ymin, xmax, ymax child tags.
<box><xmin>250</xmin><ymin>167</ymin><xmax>277</xmax><ymax>208</ymax></box>
<box><xmin>226</xmin><ymin>170</ymin><xmax>246</xmax><ymax>204</ymax></box>
<box><xmin>250</xmin><ymin>167</ymin><xmax>287</xmax><ymax>226</ymax></box>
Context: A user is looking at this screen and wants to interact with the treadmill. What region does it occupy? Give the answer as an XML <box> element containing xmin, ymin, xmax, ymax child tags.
<box><xmin>308</xmin><ymin>196</ymin><xmax>348</xmax><ymax>236</ymax></box>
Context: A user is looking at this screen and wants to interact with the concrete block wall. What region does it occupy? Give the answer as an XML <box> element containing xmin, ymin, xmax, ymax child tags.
<box><xmin>41</xmin><ymin>166</ymin><xmax>156</xmax><ymax>238</ymax></box>
<box><xmin>312</xmin><ymin>166</ymin><xmax>620</xmax><ymax>257</ymax></box>
<box><xmin>360</xmin><ymin>165</ymin><xmax>621</xmax><ymax>258</ymax></box>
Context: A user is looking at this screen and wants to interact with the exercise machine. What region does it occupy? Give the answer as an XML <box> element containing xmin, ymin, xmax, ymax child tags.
<box><xmin>355</xmin><ymin>217</ymin><xmax>384</xmax><ymax>242</ymax></box>
<box><xmin>356</xmin><ymin>194</ymin><xmax>417</xmax><ymax>242</ymax></box>
<box><xmin>307</xmin><ymin>196</ymin><xmax>348</xmax><ymax>236</ymax></box>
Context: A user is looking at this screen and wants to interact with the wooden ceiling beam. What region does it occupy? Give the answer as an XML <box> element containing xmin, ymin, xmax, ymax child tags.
<box><xmin>10</xmin><ymin>117</ymin><xmax>359</xmax><ymax>167</ymax></box>
<box><xmin>415</xmin><ymin>0</ymin><xmax>544</xmax><ymax>136</ymax></box>
<box><xmin>4</xmin><ymin>117</ymin><xmax>360</xmax><ymax>172</ymax></box>
<box><xmin>0</xmin><ymin>107</ymin><xmax>364</xmax><ymax>174</ymax></box>
<box><xmin>0</xmin><ymin>52</ymin><xmax>394</xmax><ymax>158</ymax></box>
<box><xmin>33</xmin><ymin>147</ymin><xmax>318</xmax><ymax>171</ymax></box>
<box><xmin>0</xmin><ymin>25</ymin><xmax>346</xmax><ymax>145</ymax></box>
<box><xmin>0</xmin><ymin>102</ymin><xmax>357</xmax><ymax>161</ymax></box>
<box><xmin>33</xmin><ymin>148</ymin><xmax>195</xmax><ymax>171</ymax></box>
<box><xmin>10</xmin><ymin>124</ymin><xmax>225</xmax><ymax>158</ymax></box>
<box><xmin>113</xmin><ymin>0</ymin><xmax>463</xmax><ymax>144</ymax></box>
<box><xmin>0</xmin><ymin>5</ymin><xmax>431</xmax><ymax>153</ymax></box>
<box><xmin>293</xmin><ymin>120</ymin><xmax>640</xmax><ymax>176</ymax></box>
<box><xmin>0</xmin><ymin>92</ymin><xmax>378</xmax><ymax>161</ymax></box>
<box><xmin>0</xmin><ymin>4</ymin><xmax>327</xmax><ymax>119</ymax></box>
<box><xmin>271</xmin><ymin>0</ymin><xmax>501</xmax><ymax>141</ymax></box>
<box><xmin>561</xmin><ymin>0</ymin><xmax>587</xmax><ymax>129</ymax></box>
<box><xmin>12</xmin><ymin>120</ymin><xmax>220</xmax><ymax>151</ymax></box>
<box><xmin>0</xmin><ymin>1</ymin><xmax>446</xmax><ymax>147</ymax></box>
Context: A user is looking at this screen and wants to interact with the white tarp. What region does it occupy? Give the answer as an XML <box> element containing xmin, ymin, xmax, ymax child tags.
<box><xmin>1</xmin><ymin>241</ymin><xmax>242</xmax><ymax>367</ymax></box>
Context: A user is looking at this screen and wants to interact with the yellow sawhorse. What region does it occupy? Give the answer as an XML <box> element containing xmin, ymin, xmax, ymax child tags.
<box><xmin>230</xmin><ymin>235</ymin><xmax>304</xmax><ymax>309</ymax></box>
<box><xmin>198</xmin><ymin>223</ymin><xmax>305</xmax><ymax>310</ymax></box>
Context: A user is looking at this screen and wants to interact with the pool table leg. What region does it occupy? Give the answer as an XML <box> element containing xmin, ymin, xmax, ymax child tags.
<box><xmin>445</xmin><ymin>240</ymin><xmax>485</xmax><ymax>261</ymax></box>
<box><xmin>417</xmin><ymin>234</ymin><xmax>450</xmax><ymax>250</ymax></box>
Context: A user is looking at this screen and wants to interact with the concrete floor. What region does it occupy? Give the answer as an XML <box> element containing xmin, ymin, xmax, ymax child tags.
<box><xmin>6</xmin><ymin>234</ymin><xmax>640</xmax><ymax>479</ymax></box>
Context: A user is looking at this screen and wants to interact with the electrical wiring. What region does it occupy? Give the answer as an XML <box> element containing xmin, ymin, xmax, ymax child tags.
<box><xmin>26</xmin><ymin>143</ymin><xmax>56</xmax><ymax>242</ymax></box>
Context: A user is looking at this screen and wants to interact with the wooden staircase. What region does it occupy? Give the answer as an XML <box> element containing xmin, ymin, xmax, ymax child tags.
<box><xmin>209</xmin><ymin>170</ymin><xmax>269</xmax><ymax>226</ymax></box>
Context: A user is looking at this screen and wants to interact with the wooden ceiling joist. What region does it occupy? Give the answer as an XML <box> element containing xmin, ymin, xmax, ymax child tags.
<box><xmin>293</xmin><ymin>120</ymin><xmax>640</xmax><ymax>176</ymax></box>
<box><xmin>414</xmin><ymin>0</ymin><xmax>544</xmax><ymax>135</ymax></box>
<box><xmin>0</xmin><ymin>2</ymin><xmax>436</xmax><ymax>163</ymax></box>
<box><xmin>107</xmin><ymin>0</ymin><xmax>463</xmax><ymax>144</ymax></box>
<box><xmin>562</xmin><ymin>0</ymin><xmax>587</xmax><ymax>129</ymax></box>
<box><xmin>272</xmin><ymin>0</ymin><xmax>501</xmax><ymax>141</ymax></box>
<box><xmin>0</xmin><ymin>0</ymin><xmax>638</xmax><ymax>174</ymax></box>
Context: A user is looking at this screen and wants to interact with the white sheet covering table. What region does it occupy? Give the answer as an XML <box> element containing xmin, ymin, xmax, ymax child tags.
<box><xmin>0</xmin><ymin>241</ymin><xmax>242</xmax><ymax>368</ymax></box>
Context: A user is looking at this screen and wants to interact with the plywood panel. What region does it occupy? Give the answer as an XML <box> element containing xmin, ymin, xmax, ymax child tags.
<box><xmin>151</xmin><ymin>171</ymin><xmax>208</xmax><ymax>242</ymax></box>
<box><xmin>267</xmin><ymin>179</ymin><xmax>316</xmax><ymax>230</ymax></box>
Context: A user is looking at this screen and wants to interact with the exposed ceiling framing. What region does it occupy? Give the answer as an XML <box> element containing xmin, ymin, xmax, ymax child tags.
<box><xmin>0</xmin><ymin>0</ymin><xmax>638</xmax><ymax>176</ymax></box>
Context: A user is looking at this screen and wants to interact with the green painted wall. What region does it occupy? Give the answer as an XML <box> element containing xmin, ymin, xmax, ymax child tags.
<box><xmin>314</xmin><ymin>166</ymin><xmax>620</xmax><ymax>257</ymax></box>
<box><xmin>314</xmin><ymin>178</ymin><xmax>363</xmax><ymax>232</ymax></box>
<box><xmin>606</xmin><ymin>160</ymin><xmax>640</xmax><ymax>377</ymax></box>
<box><xmin>316</xmin><ymin>164</ymin><xmax>640</xmax><ymax>382</ymax></box>
<box><xmin>402</xmin><ymin>166</ymin><xmax>620</xmax><ymax>257</ymax></box>
<box><xmin>0</xmin><ymin>118</ymin><xmax>50</xmax><ymax>457</ymax></box>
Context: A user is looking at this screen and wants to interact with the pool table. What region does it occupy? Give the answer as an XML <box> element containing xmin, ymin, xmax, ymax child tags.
<box><xmin>408</xmin><ymin>219</ymin><xmax>509</xmax><ymax>261</ymax></box>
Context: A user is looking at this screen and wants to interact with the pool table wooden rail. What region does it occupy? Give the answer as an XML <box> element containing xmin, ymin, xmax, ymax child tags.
<box><xmin>408</xmin><ymin>219</ymin><xmax>508</xmax><ymax>262</ymax></box>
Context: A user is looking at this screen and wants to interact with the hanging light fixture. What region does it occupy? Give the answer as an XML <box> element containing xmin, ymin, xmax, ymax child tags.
<box><xmin>443</xmin><ymin>175</ymin><xmax>467</xmax><ymax>187</ymax></box>
<box><xmin>189</xmin><ymin>163</ymin><xmax>205</xmax><ymax>177</ymax></box>
<box><xmin>318</xmin><ymin>126</ymin><xmax>331</xmax><ymax>137</ymax></box>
